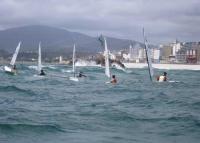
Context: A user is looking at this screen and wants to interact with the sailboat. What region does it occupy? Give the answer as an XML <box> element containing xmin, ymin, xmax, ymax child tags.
<box><xmin>32</xmin><ymin>43</ymin><xmax>46</xmax><ymax>78</ymax></box>
<box><xmin>99</xmin><ymin>35</ymin><xmax>116</xmax><ymax>83</ymax></box>
<box><xmin>69</xmin><ymin>44</ymin><xmax>79</xmax><ymax>82</ymax></box>
<box><xmin>4</xmin><ymin>42</ymin><xmax>21</xmax><ymax>75</ymax></box>
<box><xmin>37</xmin><ymin>42</ymin><xmax>45</xmax><ymax>76</ymax></box>
<box><xmin>143</xmin><ymin>29</ymin><xmax>179</xmax><ymax>83</ymax></box>
<box><xmin>143</xmin><ymin>28</ymin><xmax>154</xmax><ymax>82</ymax></box>
<box><xmin>103</xmin><ymin>37</ymin><xmax>112</xmax><ymax>83</ymax></box>
<box><xmin>104</xmin><ymin>37</ymin><xmax>111</xmax><ymax>78</ymax></box>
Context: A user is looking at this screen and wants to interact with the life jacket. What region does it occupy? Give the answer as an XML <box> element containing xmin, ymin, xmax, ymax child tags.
<box><xmin>111</xmin><ymin>78</ymin><xmax>117</xmax><ymax>84</ymax></box>
<box><xmin>158</xmin><ymin>75</ymin><xmax>166</xmax><ymax>82</ymax></box>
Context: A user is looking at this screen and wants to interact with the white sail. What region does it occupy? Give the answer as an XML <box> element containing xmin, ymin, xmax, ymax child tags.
<box><xmin>69</xmin><ymin>44</ymin><xmax>79</xmax><ymax>81</ymax></box>
<box><xmin>38</xmin><ymin>43</ymin><xmax>42</xmax><ymax>72</ymax></box>
<box><xmin>10</xmin><ymin>42</ymin><xmax>21</xmax><ymax>66</ymax></box>
<box><xmin>104</xmin><ymin>38</ymin><xmax>111</xmax><ymax>78</ymax></box>
<box><xmin>143</xmin><ymin>29</ymin><xmax>154</xmax><ymax>81</ymax></box>
<box><xmin>72</xmin><ymin>44</ymin><xmax>76</xmax><ymax>77</ymax></box>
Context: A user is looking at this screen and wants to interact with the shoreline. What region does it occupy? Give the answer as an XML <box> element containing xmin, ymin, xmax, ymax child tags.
<box><xmin>0</xmin><ymin>61</ymin><xmax>64</xmax><ymax>65</ymax></box>
<box><xmin>1</xmin><ymin>60</ymin><xmax>200</xmax><ymax>70</ymax></box>
<box><xmin>123</xmin><ymin>63</ymin><xmax>200</xmax><ymax>70</ymax></box>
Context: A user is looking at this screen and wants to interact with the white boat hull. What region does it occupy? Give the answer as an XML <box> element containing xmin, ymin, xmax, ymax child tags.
<box><xmin>69</xmin><ymin>77</ymin><xmax>79</xmax><ymax>82</ymax></box>
<box><xmin>4</xmin><ymin>66</ymin><xmax>12</xmax><ymax>72</ymax></box>
<box><xmin>4</xmin><ymin>66</ymin><xmax>16</xmax><ymax>75</ymax></box>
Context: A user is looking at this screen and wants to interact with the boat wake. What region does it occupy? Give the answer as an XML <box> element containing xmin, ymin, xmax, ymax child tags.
<box><xmin>28</xmin><ymin>65</ymin><xmax>38</xmax><ymax>70</ymax></box>
<box><xmin>61</xmin><ymin>69</ymin><xmax>73</xmax><ymax>73</ymax></box>
<box><xmin>75</xmin><ymin>60</ymin><xmax>100</xmax><ymax>67</ymax></box>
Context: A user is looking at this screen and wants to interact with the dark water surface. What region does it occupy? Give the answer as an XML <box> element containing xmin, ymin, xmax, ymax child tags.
<box><xmin>0</xmin><ymin>64</ymin><xmax>200</xmax><ymax>143</ymax></box>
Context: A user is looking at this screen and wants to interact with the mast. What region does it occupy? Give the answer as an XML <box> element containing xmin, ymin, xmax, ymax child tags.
<box><xmin>72</xmin><ymin>44</ymin><xmax>76</xmax><ymax>78</ymax></box>
<box><xmin>143</xmin><ymin>28</ymin><xmax>154</xmax><ymax>82</ymax></box>
<box><xmin>38</xmin><ymin>42</ymin><xmax>42</xmax><ymax>72</ymax></box>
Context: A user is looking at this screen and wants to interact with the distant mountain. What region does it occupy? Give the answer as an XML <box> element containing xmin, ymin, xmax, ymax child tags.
<box><xmin>0</xmin><ymin>25</ymin><xmax>143</xmax><ymax>56</ymax></box>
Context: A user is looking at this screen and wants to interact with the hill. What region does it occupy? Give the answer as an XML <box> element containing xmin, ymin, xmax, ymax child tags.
<box><xmin>0</xmin><ymin>25</ymin><xmax>143</xmax><ymax>57</ymax></box>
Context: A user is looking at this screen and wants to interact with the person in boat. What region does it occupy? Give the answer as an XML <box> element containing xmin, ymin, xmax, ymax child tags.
<box><xmin>157</xmin><ymin>72</ymin><xmax>167</xmax><ymax>82</ymax></box>
<box><xmin>110</xmin><ymin>75</ymin><xmax>117</xmax><ymax>84</ymax></box>
<box><xmin>39</xmin><ymin>69</ymin><xmax>46</xmax><ymax>76</ymax></box>
<box><xmin>13</xmin><ymin>65</ymin><xmax>17</xmax><ymax>70</ymax></box>
<box><xmin>11</xmin><ymin>65</ymin><xmax>17</xmax><ymax>73</ymax></box>
<box><xmin>78</xmin><ymin>71</ymin><xmax>86</xmax><ymax>77</ymax></box>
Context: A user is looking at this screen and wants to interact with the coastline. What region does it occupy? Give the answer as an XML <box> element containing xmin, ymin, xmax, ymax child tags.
<box><xmin>1</xmin><ymin>60</ymin><xmax>200</xmax><ymax>70</ymax></box>
<box><xmin>123</xmin><ymin>63</ymin><xmax>200</xmax><ymax>70</ymax></box>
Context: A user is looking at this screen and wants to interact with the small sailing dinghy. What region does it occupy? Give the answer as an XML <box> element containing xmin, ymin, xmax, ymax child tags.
<box><xmin>99</xmin><ymin>35</ymin><xmax>118</xmax><ymax>84</ymax></box>
<box><xmin>102</xmin><ymin>37</ymin><xmax>112</xmax><ymax>83</ymax></box>
<box><xmin>37</xmin><ymin>43</ymin><xmax>46</xmax><ymax>76</ymax></box>
<box><xmin>143</xmin><ymin>29</ymin><xmax>179</xmax><ymax>83</ymax></box>
<box><xmin>32</xmin><ymin>43</ymin><xmax>46</xmax><ymax>79</ymax></box>
<box><xmin>4</xmin><ymin>42</ymin><xmax>21</xmax><ymax>75</ymax></box>
<box><xmin>69</xmin><ymin>44</ymin><xmax>79</xmax><ymax>82</ymax></box>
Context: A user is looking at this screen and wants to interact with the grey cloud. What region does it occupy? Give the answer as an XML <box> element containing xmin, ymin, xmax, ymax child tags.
<box><xmin>0</xmin><ymin>0</ymin><xmax>200</xmax><ymax>44</ymax></box>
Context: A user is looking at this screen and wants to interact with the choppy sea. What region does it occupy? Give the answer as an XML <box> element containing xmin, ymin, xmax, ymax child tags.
<box><xmin>0</xmin><ymin>64</ymin><xmax>199</xmax><ymax>143</ymax></box>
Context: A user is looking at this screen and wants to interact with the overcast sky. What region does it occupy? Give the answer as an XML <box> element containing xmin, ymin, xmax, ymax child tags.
<box><xmin>0</xmin><ymin>0</ymin><xmax>200</xmax><ymax>44</ymax></box>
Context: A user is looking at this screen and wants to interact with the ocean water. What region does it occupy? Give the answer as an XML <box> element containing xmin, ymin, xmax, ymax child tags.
<box><xmin>0</xmin><ymin>64</ymin><xmax>200</xmax><ymax>143</ymax></box>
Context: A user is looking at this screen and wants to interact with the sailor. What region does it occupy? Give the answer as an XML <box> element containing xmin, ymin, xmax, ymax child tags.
<box><xmin>11</xmin><ymin>65</ymin><xmax>17</xmax><ymax>74</ymax></box>
<box><xmin>13</xmin><ymin>65</ymin><xmax>17</xmax><ymax>70</ymax></box>
<box><xmin>40</xmin><ymin>69</ymin><xmax>46</xmax><ymax>76</ymax></box>
<box><xmin>157</xmin><ymin>72</ymin><xmax>167</xmax><ymax>82</ymax></box>
<box><xmin>110</xmin><ymin>75</ymin><xmax>117</xmax><ymax>84</ymax></box>
<box><xmin>78</xmin><ymin>71</ymin><xmax>86</xmax><ymax>77</ymax></box>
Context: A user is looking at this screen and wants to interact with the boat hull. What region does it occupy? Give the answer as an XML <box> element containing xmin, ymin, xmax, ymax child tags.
<box><xmin>4</xmin><ymin>66</ymin><xmax>16</xmax><ymax>75</ymax></box>
<box><xmin>69</xmin><ymin>77</ymin><xmax>79</xmax><ymax>82</ymax></box>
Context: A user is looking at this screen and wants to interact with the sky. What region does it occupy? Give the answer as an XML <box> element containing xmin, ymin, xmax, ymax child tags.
<box><xmin>0</xmin><ymin>0</ymin><xmax>200</xmax><ymax>44</ymax></box>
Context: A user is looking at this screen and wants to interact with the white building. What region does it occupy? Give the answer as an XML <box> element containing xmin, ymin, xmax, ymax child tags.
<box><xmin>151</xmin><ymin>49</ymin><xmax>160</xmax><ymax>63</ymax></box>
<box><xmin>59</xmin><ymin>56</ymin><xmax>63</xmax><ymax>64</ymax></box>
<box><xmin>138</xmin><ymin>48</ymin><xmax>145</xmax><ymax>60</ymax></box>
<box><xmin>128</xmin><ymin>44</ymin><xmax>134</xmax><ymax>60</ymax></box>
<box><xmin>123</xmin><ymin>44</ymin><xmax>145</xmax><ymax>62</ymax></box>
<box><xmin>172</xmin><ymin>40</ymin><xmax>182</xmax><ymax>56</ymax></box>
<box><xmin>128</xmin><ymin>44</ymin><xmax>141</xmax><ymax>61</ymax></box>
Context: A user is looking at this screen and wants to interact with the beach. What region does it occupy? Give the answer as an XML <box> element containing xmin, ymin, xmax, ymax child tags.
<box><xmin>123</xmin><ymin>63</ymin><xmax>200</xmax><ymax>70</ymax></box>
